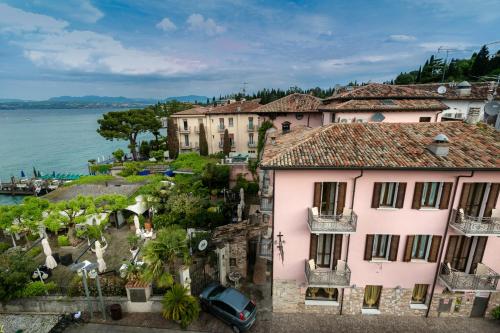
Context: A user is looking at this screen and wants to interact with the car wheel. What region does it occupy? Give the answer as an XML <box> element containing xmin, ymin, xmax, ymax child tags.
<box><xmin>231</xmin><ymin>325</ymin><xmax>241</xmax><ymax>333</ymax></box>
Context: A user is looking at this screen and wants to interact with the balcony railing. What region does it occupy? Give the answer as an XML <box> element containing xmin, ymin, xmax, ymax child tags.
<box><xmin>247</xmin><ymin>124</ymin><xmax>258</xmax><ymax>131</ymax></box>
<box><xmin>307</xmin><ymin>207</ymin><xmax>357</xmax><ymax>234</ymax></box>
<box><xmin>438</xmin><ymin>263</ymin><xmax>500</xmax><ymax>292</ymax></box>
<box><xmin>217</xmin><ymin>124</ymin><xmax>225</xmax><ymax>132</ymax></box>
<box><xmin>179</xmin><ymin>126</ymin><xmax>191</xmax><ymax>134</ymax></box>
<box><xmin>180</xmin><ymin>142</ymin><xmax>192</xmax><ymax>149</ymax></box>
<box><xmin>218</xmin><ymin>142</ymin><xmax>236</xmax><ymax>148</ymax></box>
<box><xmin>305</xmin><ymin>259</ymin><xmax>351</xmax><ymax>288</ymax></box>
<box><xmin>449</xmin><ymin>209</ymin><xmax>500</xmax><ymax>236</ymax></box>
<box><xmin>248</xmin><ymin>141</ymin><xmax>257</xmax><ymax>148</ymax></box>
<box><xmin>260</xmin><ymin>198</ymin><xmax>272</xmax><ymax>212</ymax></box>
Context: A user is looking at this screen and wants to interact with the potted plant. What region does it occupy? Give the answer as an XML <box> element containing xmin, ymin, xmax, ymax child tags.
<box><xmin>144</xmin><ymin>218</ymin><xmax>153</xmax><ymax>232</ymax></box>
<box><xmin>127</xmin><ymin>234</ymin><xmax>140</xmax><ymax>258</ymax></box>
<box><xmin>162</xmin><ymin>283</ymin><xmax>200</xmax><ymax>329</ymax></box>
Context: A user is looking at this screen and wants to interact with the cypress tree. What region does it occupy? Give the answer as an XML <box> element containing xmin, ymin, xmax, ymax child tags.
<box><xmin>167</xmin><ymin>117</ymin><xmax>179</xmax><ymax>160</ymax></box>
<box><xmin>199</xmin><ymin>123</ymin><xmax>208</xmax><ymax>156</ymax></box>
<box><xmin>222</xmin><ymin>129</ymin><xmax>231</xmax><ymax>156</ymax></box>
<box><xmin>470</xmin><ymin>45</ymin><xmax>490</xmax><ymax>78</ymax></box>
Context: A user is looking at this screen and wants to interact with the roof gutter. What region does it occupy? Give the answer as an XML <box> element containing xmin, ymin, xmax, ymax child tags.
<box><xmin>260</xmin><ymin>166</ymin><xmax>499</xmax><ymax>172</ymax></box>
<box><xmin>425</xmin><ymin>171</ymin><xmax>474</xmax><ymax>317</ymax></box>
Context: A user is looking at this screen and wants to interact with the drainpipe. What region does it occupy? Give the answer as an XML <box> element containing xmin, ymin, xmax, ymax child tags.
<box><xmin>434</xmin><ymin>110</ymin><xmax>444</xmax><ymax>122</ymax></box>
<box><xmin>425</xmin><ymin>170</ymin><xmax>474</xmax><ymax>317</ymax></box>
<box><xmin>270</xmin><ymin>169</ymin><xmax>276</xmax><ymax>303</ymax></box>
<box><xmin>340</xmin><ymin>169</ymin><xmax>363</xmax><ymax>316</ymax></box>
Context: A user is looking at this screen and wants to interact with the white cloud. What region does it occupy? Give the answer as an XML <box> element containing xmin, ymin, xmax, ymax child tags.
<box><xmin>186</xmin><ymin>14</ymin><xmax>225</xmax><ymax>36</ymax></box>
<box><xmin>387</xmin><ymin>34</ymin><xmax>416</xmax><ymax>42</ymax></box>
<box><xmin>319</xmin><ymin>53</ymin><xmax>412</xmax><ymax>71</ymax></box>
<box><xmin>74</xmin><ymin>0</ymin><xmax>104</xmax><ymax>23</ymax></box>
<box><xmin>156</xmin><ymin>17</ymin><xmax>177</xmax><ymax>31</ymax></box>
<box><xmin>418</xmin><ymin>41</ymin><xmax>474</xmax><ymax>52</ymax></box>
<box><xmin>0</xmin><ymin>4</ymin><xmax>205</xmax><ymax>76</ymax></box>
<box><xmin>0</xmin><ymin>3</ymin><xmax>68</xmax><ymax>33</ymax></box>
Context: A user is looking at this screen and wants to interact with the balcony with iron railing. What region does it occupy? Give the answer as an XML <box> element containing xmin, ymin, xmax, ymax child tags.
<box><xmin>305</xmin><ymin>259</ymin><xmax>351</xmax><ymax>288</ymax></box>
<box><xmin>247</xmin><ymin>124</ymin><xmax>258</xmax><ymax>132</ymax></box>
<box><xmin>449</xmin><ymin>209</ymin><xmax>500</xmax><ymax>236</ymax></box>
<box><xmin>438</xmin><ymin>263</ymin><xmax>500</xmax><ymax>292</ymax></box>
<box><xmin>179</xmin><ymin>126</ymin><xmax>191</xmax><ymax>134</ymax></box>
<box><xmin>307</xmin><ymin>207</ymin><xmax>357</xmax><ymax>234</ymax></box>
<box><xmin>248</xmin><ymin>141</ymin><xmax>257</xmax><ymax>148</ymax></box>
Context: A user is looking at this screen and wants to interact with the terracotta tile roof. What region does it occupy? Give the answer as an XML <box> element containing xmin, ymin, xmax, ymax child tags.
<box><xmin>206</xmin><ymin>100</ymin><xmax>261</xmax><ymax>114</ymax></box>
<box><xmin>171</xmin><ymin>106</ymin><xmax>207</xmax><ymax>116</ymax></box>
<box><xmin>254</xmin><ymin>93</ymin><xmax>323</xmax><ymax>113</ymax></box>
<box><xmin>325</xmin><ymin>83</ymin><xmax>443</xmax><ymax>101</ymax></box>
<box><xmin>400</xmin><ymin>82</ymin><xmax>500</xmax><ymax>100</ymax></box>
<box><xmin>320</xmin><ymin>98</ymin><xmax>448</xmax><ymax>112</ymax></box>
<box><xmin>260</xmin><ymin>122</ymin><xmax>499</xmax><ymax>170</ymax></box>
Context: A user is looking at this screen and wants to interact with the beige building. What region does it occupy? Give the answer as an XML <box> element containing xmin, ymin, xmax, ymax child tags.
<box><xmin>170</xmin><ymin>101</ymin><xmax>261</xmax><ymax>157</ymax></box>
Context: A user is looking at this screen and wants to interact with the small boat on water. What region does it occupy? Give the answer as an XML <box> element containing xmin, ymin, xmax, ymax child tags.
<box><xmin>0</xmin><ymin>172</ymin><xmax>83</xmax><ymax>197</ymax></box>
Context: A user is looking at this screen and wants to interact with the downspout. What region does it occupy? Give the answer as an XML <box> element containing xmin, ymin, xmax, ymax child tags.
<box><xmin>307</xmin><ymin>114</ymin><xmax>311</xmax><ymax>127</ymax></box>
<box><xmin>435</xmin><ymin>110</ymin><xmax>444</xmax><ymax>122</ymax></box>
<box><xmin>340</xmin><ymin>169</ymin><xmax>363</xmax><ymax>316</ymax></box>
<box><xmin>270</xmin><ymin>169</ymin><xmax>276</xmax><ymax>304</ymax></box>
<box><xmin>425</xmin><ymin>170</ymin><xmax>474</xmax><ymax>318</ymax></box>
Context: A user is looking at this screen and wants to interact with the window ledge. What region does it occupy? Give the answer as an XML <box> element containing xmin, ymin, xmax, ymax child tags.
<box><xmin>370</xmin><ymin>259</ymin><xmax>391</xmax><ymax>263</ymax></box>
<box><xmin>410</xmin><ymin>303</ymin><xmax>428</xmax><ymax>310</ymax></box>
<box><xmin>376</xmin><ymin>207</ymin><xmax>399</xmax><ymax>211</ymax></box>
<box><xmin>305</xmin><ymin>300</ymin><xmax>339</xmax><ymax>307</ymax></box>
<box><xmin>418</xmin><ymin>208</ymin><xmax>440</xmax><ymax>211</ymax></box>
<box><xmin>410</xmin><ymin>259</ymin><xmax>429</xmax><ymax>264</ymax></box>
<box><xmin>361</xmin><ymin>308</ymin><xmax>381</xmax><ymax>315</ymax></box>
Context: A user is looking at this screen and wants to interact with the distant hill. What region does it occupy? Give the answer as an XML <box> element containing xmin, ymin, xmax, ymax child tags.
<box><xmin>164</xmin><ymin>95</ymin><xmax>209</xmax><ymax>103</ymax></box>
<box><xmin>48</xmin><ymin>95</ymin><xmax>156</xmax><ymax>103</ymax></box>
<box><xmin>0</xmin><ymin>95</ymin><xmax>209</xmax><ymax>110</ymax></box>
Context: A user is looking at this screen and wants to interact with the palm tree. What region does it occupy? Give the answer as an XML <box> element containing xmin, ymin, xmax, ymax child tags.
<box><xmin>141</xmin><ymin>226</ymin><xmax>190</xmax><ymax>288</ymax></box>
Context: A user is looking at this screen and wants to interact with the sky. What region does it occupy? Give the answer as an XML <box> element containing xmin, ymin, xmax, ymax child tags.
<box><xmin>0</xmin><ymin>0</ymin><xmax>499</xmax><ymax>100</ymax></box>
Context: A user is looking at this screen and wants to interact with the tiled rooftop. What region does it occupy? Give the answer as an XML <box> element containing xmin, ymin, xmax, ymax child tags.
<box><xmin>171</xmin><ymin>106</ymin><xmax>207</xmax><ymax>116</ymax></box>
<box><xmin>206</xmin><ymin>100</ymin><xmax>261</xmax><ymax>114</ymax></box>
<box><xmin>320</xmin><ymin>98</ymin><xmax>448</xmax><ymax>112</ymax></box>
<box><xmin>401</xmin><ymin>82</ymin><xmax>500</xmax><ymax>100</ymax></box>
<box><xmin>254</xmin><ymin>93</ymin><xmax>323</xmax><ymax>113</ymax></box>
<box><xmin>260</xmin><ymin>122</ymin><xmax>499</xmax><ymax>170</ymax></box>
<box><xmin>325</xmin><ymin>83</ymin><xmax>443</xmax><ymax>101</ymax></box>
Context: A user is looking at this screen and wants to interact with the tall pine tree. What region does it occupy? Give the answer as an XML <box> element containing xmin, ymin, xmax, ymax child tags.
<box><xmin>199</xmin><ymin>123</ymin><xmax>208</xmax><ymax>156</ymax></box>
<box><xmin>166</xmin><ymin>117</ymin><xmax>179</xmax><ymax>160</ymax></box>
<box><xmin>222</xmin><ymin>129</ymin><xmax>231</xmax><ymax>156</ymax></box>
<box><xmin>470</xmin><ymin>45</ymin><xmax>490</xmax><ymax>78</ymax></box>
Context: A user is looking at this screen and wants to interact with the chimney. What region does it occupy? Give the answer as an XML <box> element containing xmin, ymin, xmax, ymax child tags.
<box><xmin>457</xmin><ymin>81</ymin><xmax>471</xmax><ymax>97</ymax></box>
<box><xmin>427</xmin><ymin>134</ymin><xmax>450</xmax><ymax>157</ymax></box>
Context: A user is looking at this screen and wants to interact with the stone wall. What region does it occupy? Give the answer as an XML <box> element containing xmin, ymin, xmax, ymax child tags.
<box><xmin>428</xmin><ymin>291</ymin><xmax>474</xmax><ymax>318</ymax></box>
<box><xmin>485</xmin><ymin>292</ymin><xmax>500</xmax><ymax>319</ymax></box>
<box><xmin>273</xmin><ymin>280</ymin><xmax>340</xmax><ymax>314</ymax></box>
<box><xmin>1</xmin><ymin>296</ymin><xmax>163</xmax><ymax>314</ymax></box>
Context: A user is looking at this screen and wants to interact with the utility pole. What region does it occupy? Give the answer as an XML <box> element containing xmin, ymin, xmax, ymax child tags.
<box><xmin>241</xmin><ymin>82</ymin><xmax>248</xmax><ymax>96</ymax></box>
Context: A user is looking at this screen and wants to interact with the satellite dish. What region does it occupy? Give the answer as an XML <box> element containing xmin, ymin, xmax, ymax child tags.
<box><xmin>198</xmin><ymin>239</ymin><xmax>208</xmax><ymax>251</ymax></box>
<box><xmin>371</xmin><ymin>112</ymin><xmax>386</xmax><ymax>122</ymax></box>
<box><xmin>437</xmin><ymin>86</ymin><xmax>447</xmax><ymax>94</ymax></box>
<box><xmin>484</xmin><ymin>101</ymin><xmax>500</xmax><ymax>116</ymax></box>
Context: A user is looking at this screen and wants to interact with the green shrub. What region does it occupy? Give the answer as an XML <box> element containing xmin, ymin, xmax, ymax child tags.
<box><xmin>22</xmin><ymin>281</ymin><xmax>56</xmax><ymax>297</ymax></box>
<box><xmin>89</xmin><ymin>164</ymin><xmax>112</xmax><ymax>174</ymax></box>
<box><xmin>58</xmin><ymin>235</ymin><xmax>70</xmax><ymax>247</ymax></box>
<box><xmin>119</xmin><ymin>162</ymin><xmax>142</xmax><ymax>177</ymax></box>
<box><xmin>64</xmin><ymin>175</ymin><xmax>114</xmax><ymax>186</ymax></box>
<box><xmin>492</xmin><ymin>305</ymin><xmax>500</xmax><ymax>320</ymax></box>
<box><xmin>162</xmin><ymin>283</ymin><xmax>200</xmax><ymax>329</ymax></box>
<box><xmin>233</xmin><ymin>174</ymin><xmax>259</xmax><ymax>195</ymax></box>
<box><xmin>27</xmin><ymin>246</ymin><xmax>42</xmax><ymax>258</ymax></box>
<box><xmin>151</xmin><ymin>150</ymin><xmax>165</xmax><ymax>160</ymax></box>
<box><xmin>0</xmin><ymin>242</ymin><xmax>10</xmax><ymax>254</ymax></box>
<box><xmin>0</xmin><ymin>250</ymin><xmax>36</xmax><ymax>301</ymax></box>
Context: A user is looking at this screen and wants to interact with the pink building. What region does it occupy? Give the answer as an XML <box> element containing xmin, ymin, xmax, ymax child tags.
<box><xmin>260</xmin><ymin>122</ymin><xmax>500</xmax><ymax>318</ymax></box>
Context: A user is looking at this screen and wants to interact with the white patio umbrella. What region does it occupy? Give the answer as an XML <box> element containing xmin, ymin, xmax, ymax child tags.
<box><xmin>237</xmin><ymin>203</ymin><xmax>243</xmax><ymax>222</ymax></box>
<box><xmin>42</xmin><ymin>238</ymin><xmax>57</xmax><ymax>269</ymax></box>
<box><xmin>133</xmin><ymin>215</ymin><xmax>141</xmax><ymax>236</ymax></box>
<box><xmin>95</xmin><ymin>240</ymin><xmax>107</xmax><ymax>273</ymax></box>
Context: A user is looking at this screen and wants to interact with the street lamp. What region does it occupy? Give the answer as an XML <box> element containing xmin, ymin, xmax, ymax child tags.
<box><xmin>69</xmin><ymin>261</ymin><xmax>106</xmax><ymax>320</ymax></box>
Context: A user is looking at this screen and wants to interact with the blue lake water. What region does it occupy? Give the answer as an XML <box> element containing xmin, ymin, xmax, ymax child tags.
<box><xmin>0</xmin><ymin>108</ymin><xmax>135</xmax><ymax>205</ymax></box>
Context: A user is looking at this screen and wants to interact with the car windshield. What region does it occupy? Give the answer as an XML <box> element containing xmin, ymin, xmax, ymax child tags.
<box><xmin>243</xmin><ymin>301</ymin><xmax>255</xmax><ymax>318</ymax></box>
<box><xmin>208</xmin><ymin>285</ymin><xmax>226</xmax><ymax>299</ymax></box>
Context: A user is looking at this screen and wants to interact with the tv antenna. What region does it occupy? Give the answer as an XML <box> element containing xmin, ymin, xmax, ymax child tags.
<box><xmin>437</xmin><ymin>47</ymin><xmax>459</xmax><ymax>82</ymax></box>
<box><xmin>241</xmin><ymin>82</ymin><xmax>249</xmax><ymax>96</ymax></box>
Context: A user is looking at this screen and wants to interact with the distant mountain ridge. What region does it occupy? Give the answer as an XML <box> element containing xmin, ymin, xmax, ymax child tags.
<box><xmin>0</xmin><ymin>94</ymin><xmax>209</xmax><ymax>110</ymax></box>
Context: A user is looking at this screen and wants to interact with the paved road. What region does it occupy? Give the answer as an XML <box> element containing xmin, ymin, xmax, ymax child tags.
<box><xmin>64</xmin><ymin>314</ymin><xmax>500</xmax><ymax>333</ymax></box>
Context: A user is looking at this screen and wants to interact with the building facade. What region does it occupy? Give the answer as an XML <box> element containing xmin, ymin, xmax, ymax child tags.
<box><xmin>261</xmin><ymin>122</ymin><xmax>500</xmax><ymax>318</ymax></box>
